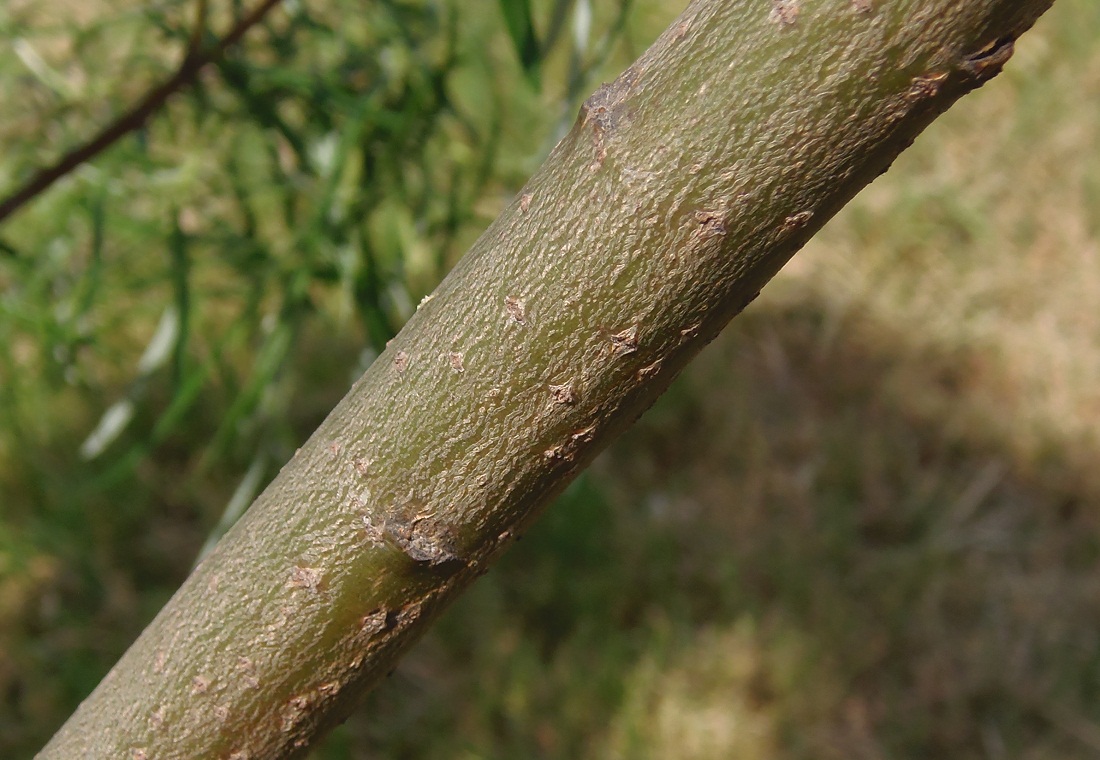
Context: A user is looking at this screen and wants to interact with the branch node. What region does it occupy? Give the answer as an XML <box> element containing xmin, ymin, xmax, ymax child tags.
<box><xmin>961</xmin><ymin>37</ymin><xmax>1016</xmax><ymax>81</ymax></box>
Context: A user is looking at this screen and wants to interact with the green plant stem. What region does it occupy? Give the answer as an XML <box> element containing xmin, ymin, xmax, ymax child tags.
<box><xmin>38</xmin><ymin>0</ymin><xmax>1056</xmax><ymax>757</ymax></box>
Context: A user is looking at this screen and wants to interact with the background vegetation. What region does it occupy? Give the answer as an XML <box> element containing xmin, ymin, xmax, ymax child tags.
<box><xmin>1</xmin><ymin>0</ymin><xmax>1098</xmax><ymax>757</ymax></box>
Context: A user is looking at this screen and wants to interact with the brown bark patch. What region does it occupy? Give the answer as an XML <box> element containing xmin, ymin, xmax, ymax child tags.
<box><xmin>383</xmin><ymin>511</ymin><xmax>464</xmax><ymax>568</ymax></box>
<box><xmin>505</xmin><ymin>295</ymin><xmax>527</xmax><ymax>324</ymax></box>
<box><xmin>961</xmin><ymin>37</ymin><xmax>1015</xmax><ymax>80</ymax></box>
<box><xmin>609</xmin><ymin>325</ymin><xmax>639</xmax><ymax>355</ymax></box>
<box><xmin>287</xmin><ymin>566</ymin><xmax>323</xmax><ymax>591</ymax></box>
<box><xmin>549</xmin><ymin>383</ymin><xmax>576</xmax><ymax>405</ymax></box>
<box><xmin>770</xmin><ymin>0</ymin><xmax>800</xmax><ymax>26</ymax></box>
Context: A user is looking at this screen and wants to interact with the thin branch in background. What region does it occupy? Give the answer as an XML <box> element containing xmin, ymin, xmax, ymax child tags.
<box><xmin>0</xmin><ymin>0</ymin><xmax>284</xmax><ymax>225</ymax></box>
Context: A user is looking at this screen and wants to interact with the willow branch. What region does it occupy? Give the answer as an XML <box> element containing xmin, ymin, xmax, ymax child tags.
<box><xmin>39</xmin><ymin>1</ymin><xmax>1057</xmax><ymax>757</ymax></box>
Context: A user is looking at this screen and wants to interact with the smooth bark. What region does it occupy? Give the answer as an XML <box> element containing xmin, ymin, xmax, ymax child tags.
<box><xmin>40</xmin><ymin>0</ymin><xmax>1057</xmax><ymax>757</ymax></box>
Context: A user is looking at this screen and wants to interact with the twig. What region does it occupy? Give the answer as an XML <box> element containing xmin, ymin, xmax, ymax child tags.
<box><xmin>0</xmin><ymin>0</ymin><xmax>285</xmax><ymax>225</ymax></box>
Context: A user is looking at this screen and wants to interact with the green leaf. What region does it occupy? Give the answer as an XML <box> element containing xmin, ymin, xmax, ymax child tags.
<box><xmin>498</xmin><ymin>0</ymin><xmax>541</xmax><ymax>90</ymax></box>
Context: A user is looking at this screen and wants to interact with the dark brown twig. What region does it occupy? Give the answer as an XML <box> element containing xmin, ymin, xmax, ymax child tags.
<box><xmin>0</xmin><ymin>0</ymin><xmax>285</xmax><ymax>225</ymax></box>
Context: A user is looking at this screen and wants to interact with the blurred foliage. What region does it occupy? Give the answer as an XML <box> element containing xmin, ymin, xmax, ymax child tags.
<box><xmin>0</xmin><ymin>0</ymin><xmax>644</xmax><ymax>754</ymax></box>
